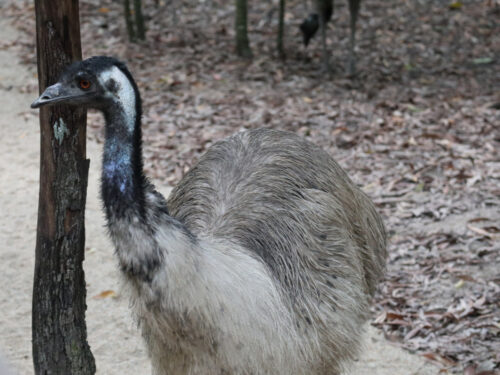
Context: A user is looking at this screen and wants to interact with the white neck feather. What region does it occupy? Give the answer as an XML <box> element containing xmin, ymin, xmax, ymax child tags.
<box><xmin>98</xmin><ymin>66</ymin><xmax>137</xmax><ymax>133</ymax></box>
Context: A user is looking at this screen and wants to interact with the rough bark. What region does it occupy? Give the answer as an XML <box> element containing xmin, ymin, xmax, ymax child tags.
<box><xmin>235</xmin><ymin>0</ymin><xmax>252</xmax><ymax>58</ymax></box>
<box><xmin>32</xmin><ymin>1</ymin><xmax>95</xmax><ymax>374</ymax></box>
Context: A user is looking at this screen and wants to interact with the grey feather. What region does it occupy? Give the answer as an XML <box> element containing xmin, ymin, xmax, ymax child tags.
<box><xmin>31</xmin><ymin>56</ymin><xmax>387</xmax><ymax>375</ymax></box>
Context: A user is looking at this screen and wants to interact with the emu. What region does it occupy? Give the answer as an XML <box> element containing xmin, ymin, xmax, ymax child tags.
<box><xmin>300</xmin><ymin>0</ymin><xmax>361</xmax><ymax>75</ymax></box>
<box><xmin>32</xmin><ymin>56</ymin><xmax>386</xmax><ymax>375</ymax></box>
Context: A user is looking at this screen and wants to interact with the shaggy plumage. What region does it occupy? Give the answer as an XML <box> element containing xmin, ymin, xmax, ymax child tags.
<box><xmin>32</xmin><ymin>56</ymin><xmax>387</xmax><ymax>375</ymax></box>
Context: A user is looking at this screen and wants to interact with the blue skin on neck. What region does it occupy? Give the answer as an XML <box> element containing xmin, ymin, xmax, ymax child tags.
<box><xmin>103</xmin><ymin>138</ymin><xmax>132</xmax><ymax>194</ymax></box>
<box><xmin>102</xmin><ymin>99</ymin><xmax>137</xmax><ymax>201</ymax></box>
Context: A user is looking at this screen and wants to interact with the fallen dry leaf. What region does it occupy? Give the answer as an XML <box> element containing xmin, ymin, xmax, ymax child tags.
<box><xmin>93</xmin><ymin>290</ymin><xmax>117</xmax><ymax>299</ymax></box>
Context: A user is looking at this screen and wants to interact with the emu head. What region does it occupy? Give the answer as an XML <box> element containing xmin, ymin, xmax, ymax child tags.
<box><xmin>299</xmin><ymin>14</ymin><xmax>319</xmax><ymax>47</ymax></box>
<box><xmin>31</xmin><ymin>56</ymin><xmax>138</xmax><ymax>113</ymax></box>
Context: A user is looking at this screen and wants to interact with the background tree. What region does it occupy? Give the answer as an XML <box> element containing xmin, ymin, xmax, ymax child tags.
<box><xmin>124</xmin><ymin>0</ymin><xmax>145</xmax><ymax>42</ymax></box>
<box><xmin>133</xmin><ymin>0</ymin><xmax>146</xmax><ymax>40</ymax></box>
<box><xmin>277</xmin><ymin>0</ymin><xmax>286</xmax><ymax>58</ymax></box>
<box><xmin>32</xmin><ymin>0</ymin><xmax>95</xmax><ymax>374</ymax></box>
<box><xmin>124</xmin><ymin>0</ymin><xmax>136</xmax><ymax>41</ymax></box>
<box><xmin>235</xmin><ymin>0</ymin><xmax>252</xmax><ymax>58</ymax></box>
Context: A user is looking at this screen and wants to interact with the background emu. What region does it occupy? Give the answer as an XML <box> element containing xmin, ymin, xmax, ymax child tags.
<box><xmin>32</xmin><ymin>56</ymin><xmax>386</xmax><ymax>374</ymax></box>
<box><xmin>300</xmin><ymin>0</ymin><xmax>361</xmax><ymax>74</ymax></box>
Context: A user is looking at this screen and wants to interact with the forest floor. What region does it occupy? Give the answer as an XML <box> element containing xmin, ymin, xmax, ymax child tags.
<box><xmin>0</xmin><ymin>0</ymin><xmax>499</xmax><ymax>373</ymax></box>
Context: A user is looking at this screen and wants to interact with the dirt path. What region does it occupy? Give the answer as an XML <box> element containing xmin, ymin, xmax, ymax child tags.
<box><xmin>0</xmin><ymin>11</ymin><xmax>439</xmax><ymax>375</ymax></box>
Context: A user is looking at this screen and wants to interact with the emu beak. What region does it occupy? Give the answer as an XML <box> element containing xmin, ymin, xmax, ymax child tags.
<box><xmin>31</xmin><ymin>83</ymin><xmax>67</xmax><ymax>109</ymax></box>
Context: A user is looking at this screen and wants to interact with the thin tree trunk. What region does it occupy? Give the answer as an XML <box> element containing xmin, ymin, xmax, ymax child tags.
<box><xmin>235</xmin><ymin>0</ymin><xmax>252</xmax><ymax>58</ymax></box>
<box><xmin>347</xmin><ymin>0</ymin><xmax>361</xmax><ymax>76</ymax></box>
<box><xmin>133</xmin><ymin>0</ymin><xmax>146</xmax><ymax>40</ymax></box>
<box><xmin>277</xmin><ymin>0</ymin><xmax>286</xmax><ymax>59</ymax></box>
<box><xmin>32</xmin><ymin>1</ymin><xmax>95</xmax><ymax>374</ymax></box>
<box><xmin>124</xmin><ymin>0</ymin><xmax>136</xmax><ymax>42</ymax></box>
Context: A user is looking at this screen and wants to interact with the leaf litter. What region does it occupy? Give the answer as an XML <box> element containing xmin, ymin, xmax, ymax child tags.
<box><xmin>4</xmin><ymin>0</ymin><xmax>499</xmax><ymax>372</ymax></box>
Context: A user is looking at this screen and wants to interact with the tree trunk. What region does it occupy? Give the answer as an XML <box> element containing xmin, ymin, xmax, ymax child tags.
<box><xmin>32</xmin><ymin>1</ymin><xmax>95</xmax><ymax>374</ymax></box>
<box><xmin>124</xmin><ymin>0</ymin><xmax>136</xmax><ymax>42</ymax></box>
<box><xmin>133</xmin><ymin>0</ymin><xmax>146</xmax><ymax>40</ymax></box>
<box><xmin>235</xmin><ymin>0</ymin><xmax>252</xmax><ymax>58</ymax></box>
<box><xmin>277</xmin><ymin>0</ymin><xmax>286</xmax><ymax>59</ymax></box>
<box><xmin>347</xmin><ymin>0</ymin><xmax>361</xmax><ymax>76</ymax></box>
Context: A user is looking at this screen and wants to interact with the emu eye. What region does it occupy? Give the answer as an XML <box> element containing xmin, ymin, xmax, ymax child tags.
<box><xmin>79</xmin><ymin>79</ymin><xmax>91</xmax><ymax>90</ymax></box>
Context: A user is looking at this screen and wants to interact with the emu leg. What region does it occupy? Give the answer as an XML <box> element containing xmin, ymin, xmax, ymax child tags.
<box><xmin>319</xmin><ymin>13</ymin><xmax>330</xmax><ymax>73</ymax></box>
<box><xmin>347</xmin><ymin>0</ymin><xmax>361</xmax><ymax>76</ymax></box>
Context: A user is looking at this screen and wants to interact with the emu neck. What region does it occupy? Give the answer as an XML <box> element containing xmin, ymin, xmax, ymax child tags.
<box><xmin>101</xmin><ymin>99</ymin><xmax>145</xmax><ymax>220</ymax></box>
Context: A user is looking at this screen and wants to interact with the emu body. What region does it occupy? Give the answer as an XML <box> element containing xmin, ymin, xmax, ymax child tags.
<box><xmin>300</xmin><ymin>0</ymin><xmax>361</xmax><ymax>75</ymax></box>
<box><xmin>32</xmin><ymin>56</ymin><xmax>387</xmax><ymax>375</ymax></box>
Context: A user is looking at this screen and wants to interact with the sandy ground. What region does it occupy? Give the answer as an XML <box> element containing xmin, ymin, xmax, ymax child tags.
<box><xmin>0</xmin><ymin>12</ymin><xmax>440</xmax><ymax>375</ymax></box>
